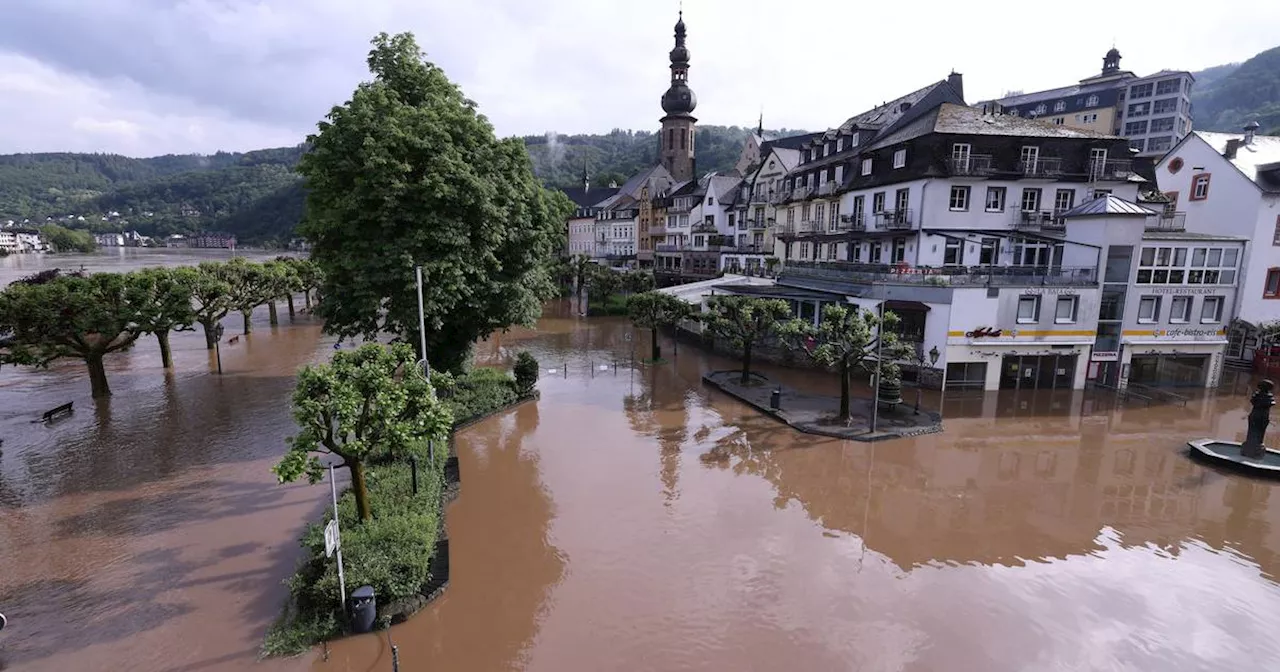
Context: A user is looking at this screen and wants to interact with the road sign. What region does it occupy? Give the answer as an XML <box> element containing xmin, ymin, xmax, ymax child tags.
<box><xmin>324</xmin><ymin>519</ymin><xmax>341</xmax><ymax>558</ymax></box>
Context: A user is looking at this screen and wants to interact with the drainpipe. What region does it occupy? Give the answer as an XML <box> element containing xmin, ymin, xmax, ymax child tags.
<box><xmin>915</xmin><ymin>181</ymin><xmax>928</xmax><ymax>266</ymax></box>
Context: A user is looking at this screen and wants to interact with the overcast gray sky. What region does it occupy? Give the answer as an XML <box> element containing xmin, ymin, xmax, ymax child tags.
<box><xmin>1</xmin><ymin>0</ymin><xmax>1276</xmax><ymax>157</ymax></box>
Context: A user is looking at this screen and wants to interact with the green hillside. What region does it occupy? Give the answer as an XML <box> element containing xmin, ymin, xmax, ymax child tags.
<box><xmin>1193</xmin><ymin>45</ymin><xmax>1280</xmax><ymax>135</ymax></box>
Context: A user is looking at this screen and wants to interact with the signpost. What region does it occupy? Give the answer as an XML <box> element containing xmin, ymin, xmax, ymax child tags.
<box><xmin>327</xmin><ymin>464</ymin><xmax>347</xmax><ymax>614</ymax></box>
<box><xmin>214</xmin><ymin>323</ymin><xmax>225</xmax><ymax>375</ymax></box>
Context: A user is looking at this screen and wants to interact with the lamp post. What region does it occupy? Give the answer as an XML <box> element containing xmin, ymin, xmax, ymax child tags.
<box><xmin>214</xmin><ymin>323</ymin><xmax>225</xmax><ymax>375</ymax></box>
<box><xmin>870</xmin><ymin>293</ymin><xmax>884</xmax><ymax>434</ymax></box>
<box><xmin>914</xmin><ymin>344</ymin><xmax>941</xmax><ymax>414</ymax></box>
<box><xmin>415</xmin><ymin>264</ymin><xmax>436</xmax><ymax>464</ymax></box>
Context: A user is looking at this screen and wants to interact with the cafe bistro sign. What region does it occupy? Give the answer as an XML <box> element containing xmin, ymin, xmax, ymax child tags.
<box><xmin>965</xmin><ymin>326</ymin><xmax>1015</xmax><ymax>339</ymax></box>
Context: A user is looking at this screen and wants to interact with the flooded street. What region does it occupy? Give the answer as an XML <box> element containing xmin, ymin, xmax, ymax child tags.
<box><xmin>5</xmin><ymin>296</ymin><xmax>1280</xmax><ymax>670</ymax></box>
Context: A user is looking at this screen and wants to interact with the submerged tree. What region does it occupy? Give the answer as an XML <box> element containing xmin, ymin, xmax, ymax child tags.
<box><xmin>0</xmin><ymin>273</ymin><xmax>143</xmax><ymax>397</ymax></box>
<box><xmin>702</xmin><ymin>295</ymin><xmax>791</xmax><ymax>385</ymax></box>
<box><xmin>298</xmin><ymin>32</ymin><xmax>572</xmax><ymax>373</ymax></box>
<box><xmin>190</xmin><ymin>263</ymin><xmax>235</xmax><ymax>349</ymax></box>
<box><xmin>128</xmin><ymin>267</ymin><xmax>196</xmax><ymax>369</ymax></box>
<box><xmin>273</xmin><ymin>343</ymin><xmax>453</xmax><ymax>522</ymax></box>
<box><xmin>781</xmin><ymin>304</ymin><xmax>913</xmax><ymax>421</ymax></box>
<box><xmin>223</xmin><ymin>258</ymin><xmax>273</xmax><ymax>335</ymax></box>
<box><xmin>626</xmin><ymin>291</ymin><xmax>696</xmax><ymax>362</ymax></box>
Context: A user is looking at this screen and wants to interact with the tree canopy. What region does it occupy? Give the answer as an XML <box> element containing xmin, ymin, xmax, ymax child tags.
<box><xmin>298</xmin><ymin>32</ymin><xmax>572</xmax><ymax>373</ymax></box>
<box><xmin>273</xmin><ymin>343</ymin><xmax>453</xmax><ymax>522</ymax></box>
<box><xmin>702</xmin><ymin>295</ymin><xmax>791</xmax><ymax>384</ymax></box>
<box><xmin>627</xmin><ymin>291</ymin><xmax>696</xmax><ymax>362</ymax></box>
<box><xmin>128</xmin><ymin>267</ymin><xmax>198</xmax><ymax>369</ymax></box>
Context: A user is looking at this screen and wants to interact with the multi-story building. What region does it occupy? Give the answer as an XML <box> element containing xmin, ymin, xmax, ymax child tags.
<box><xmin>191</xmin><ymin>232</ymin><xmax>237</xmax><ymax>249</ymax></box>
<box><xmin>563</xmin><ymin>170</ymin><xmax>620</xmax><ymax>258</ymax></box>
<box><xmin>981</xmin><ymin>48</ymin><xmax>1194</xmax><ymax>157</ymax></box>
<box><xmin>1154</xmin><ymin>123</ymin><xmax>1280</xmax><ymax>364</ymax></box>
<box><xmin>654</xmin><ymin>175</ymin><xmax>743</xmax><ymax>284</ymax></box>
<box><xmin>723</xmin><ymin>137</ymin><xmax>812</xmax><ymax>274</ymax></box>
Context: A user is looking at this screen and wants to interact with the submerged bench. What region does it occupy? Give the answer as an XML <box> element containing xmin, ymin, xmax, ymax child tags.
<box><xmin>42</xmin><ymin>402</ymin><xmax>73</xmax><ymax>423</ymax></box>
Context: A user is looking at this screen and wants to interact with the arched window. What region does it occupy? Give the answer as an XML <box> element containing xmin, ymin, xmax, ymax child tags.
<box><xmin>681</xmin><ymin>129</ymin><xmax>687</xmax><ymax>150</ymax></box>
<box><xmin>667</xmin><ymin>128</ymin><xmax>674</xmax><ymax>150</ymax></box>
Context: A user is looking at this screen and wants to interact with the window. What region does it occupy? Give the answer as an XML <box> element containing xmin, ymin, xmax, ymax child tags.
<box><xmin>850</xmin><ymin>134</ymin><xmax>860</xmax><ymax>148</ymax></box>
<box><xmin>895</xmin><ymin>189</ymin><xmax>910</xmax><ymax>217</ymax></box>
<box><xmin>1155</xmin><ymin>79</ymin><xmax>1180</xmax><ymax>95</ymax></box>
<box><xmin>1081</xmin><ymin>113</ymin><xmax>1098</xmax><ymax>123</ymax></box>
<box><xmin>952</xmin><ymin>143</ymin><xmax>971</xmax><ymax>170</ymax></box>
<box><xmin>1086</xmin><ymin>95</ymin><xmax>1099</xmax><ymax>107</ymax></box>
<box><xmin>861</xmin><ymin>158</ymin><xmax>873</xmax><ymax>175</ymax></box>
<box><xmin>869</xmin><ymin>242</ymin><xmax>882</xmax><ymax>263</ymax></box>
<box><xmin>1055</xmin><ymin>296</ymin><xmax>1079</xmax><ymax>324</ymax></box>
<box><xmin>949</xmin><ymin>186</ymin><xmax>970</xmax><ymax>211</ymax></box>
<box><xmin>836</xmin><ymin>138</ymin><xmax>843</xmax><ymax>152</ymax></box>
<box><xmin>814</xmin><ymin>203</ymin><xmax>825</xmax><ymax>227</ymax></box>
<box><xmin>1201</xmin><ymin>296</ymin><xmax>1224</xmax><ymax>323</ymax></box>
<box><xmin>944</xmin><ymin>238</ymin><xmax>963</xmax><ymax>265</ymax></box>
<box><xmin>797</xmin><ymin>242</ymin><xmax>809</xmax><ymax>259</ymax></box>
<box><xmin>1125</xmin><ymin>121</ymin><xmax>1149</xmax><ymax>135</ymax></box>
<box><xmin>1021</xmin><ymin>188</ymin><xmax>1042</xmax><ymax>212</ymax></box>
<box><xmin>1150</xmin><ymin>117</ymin><xmax>1175</xmax><ymax>133</ymax></box>
<box><xmin>826</xmin><ymin>242</ymin><xmax>838</xmax><ymax>260</ymax></box>
<box><xmin>1035</xmin><ymin>103</ymin><xmax>1047</xmax><ymax>115</ymax></box>
<box><xmin>851</xmin><ymin>242</ymin><xmax>862</xmax><ymax>262</ymax></box>
<box><xmin>852</xmin><ymin>196</ymin><xmax>865</xmax><ymax>224</ymax></box>
<box><xmin>829</xmin><ymin>203</ymin><xmax>839</xmax><ymax>231</ymax></box>
<box><xmin>872</xmin><ymin>192</ymin><xmax>886</xmax><ymax>213</ymax></box>
<box><xmin>1053</xmin><ymin>100</ymin><xmax>1066</xmax><ymax>112</ymax></box>
<box><xmin>1147</xmin><ymin>136</ymin><xmax>1173</xmax><ymax>153</ymax></box>
<box><xmin>1153</xmin><ymin>98</ymin><xmax>1178</xmax><ymax>114</ymax></box>
<box><xmin>1137</xmin><ymin>296</ymin><xmax>1161</xmax><ymax>323</ymax></box>
<box><xmin>985</xmin><ymin>187</ymin><xmax>1006</xmax><ymax>212</ymax></box>
<box><xmin>893</xmin><ymin>238</ymin><xmax>907</xmax><ymax>263</ymax></box>
<box><xmin>1128</xmin><ymin>102</ymin><xmax>1151</xmax><ymax>117</ymax></box>
<box><xmin>1017</xmin><ymin>296</ymin><xmax>1040</xmax><ymax>324</ymax></box>
<box><xmin>787</xmin><ymin>207</ymin><xmax>795</xmax><ymax>225</ymax></box>
<box><xmin>1275</xmin><ymin>215</ymin><xmax>1280</xmax><ymax>246</ymax></box>
<box><xmin>1053</xmin><ymin>118</ymin><xmax>1064</xmax><ymax>126</ymax></box>
<box><xmin>893</xmin><ymin>149</ymin><xmax>907</xmax><ymax>169</ymax></box>
<box><xmin>1129</xmin><ymin>139</ymin><xmax>1146</xmax><ymax>152</ymax></box>
<box><xmin>1170</xmin><ymin>296</ymin><xmax>1193</xmax><ymax>323</ymax></box>
<box><xmin>801</xmin><ymin>204</ymin><xmax>811</xmax><ymax>221</ymax></box>
<box><xmin>1130</xmin><ymin>83</ymin><xmax>1153</xmax><ymax>99</ymax></box>
<box><xmin>1266</xmin><ymin>269</ymin><xmax>1280</xmax><ymax>297</ymax></box>
<box><xmin>1020</xmin><ymin>146</ymin><xmax>1039</xmax><ymax>172</ymax></box>
<box><xmin>1191</xmin><ymin>174</ymin><xmax>1211</xmax><ymax>201</ymax></box>
<box><xmin>1054</xmin><ymin>189</ymin><xmax>1075</xmax><ymax>213</ymax></box>
<box><xmin>979</xmin><ymin>238</ymin><xmax>999</xmax><ymax>265</ymax></box>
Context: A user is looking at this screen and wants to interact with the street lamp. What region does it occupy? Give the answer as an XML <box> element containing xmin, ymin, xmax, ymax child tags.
<box><xmin>214</xmin><ymin>323</ymin><xmax>225</xmax><ymax>375</ymax></box>
<box><xmin>914</xmin><ymin>344</ymin><xmax>941</xmax><ymax>414</ymax></box>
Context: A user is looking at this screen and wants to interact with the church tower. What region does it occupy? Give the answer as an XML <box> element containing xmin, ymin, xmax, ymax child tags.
<box><xmin>659</xmin><ymin>11</ymin><xmax>697</xmax><ymax>182</ymax></box>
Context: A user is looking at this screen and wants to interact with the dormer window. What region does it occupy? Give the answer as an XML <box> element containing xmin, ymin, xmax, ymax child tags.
<box><xmin>1035</xmin><ymin>104</ymin><xmax>1047</xmax><ymax>115</ymax></box>
<box><xmin>836</xmin><ymin>138</ymin><xmax>844</xmax><ymax>152</ymax></box>
<box><xmin>850</xmin><ymin>134</ymin><xmax>860</xmax><ymax>148</ymax></box>
<box><xmin>1054</xmin><ymin>101</ymin><xmax>1066</xmax><ymax>112</ymax></box>
<box><xmin>1086</xmin><ymin>95</ymin><xmax>1099</xmax><ymax>107</ymax></box>
<box><xmin>893</xmin><ymin>149</ymin><xmax>907</xmax><ymax>169</ymax></box>
<box><xmin>861</xmin><ymin>158</ymin><xmax>873</xmax><ymax>176</ymax></box>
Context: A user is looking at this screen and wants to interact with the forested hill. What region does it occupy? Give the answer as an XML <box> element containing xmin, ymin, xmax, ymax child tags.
<box><xmin>524</xmin><ymin>125</ymin><xmax>812</xmax><ymax>189</ymax></box>
<box><xmin>1192</xmin><ymin>44</ymin><xmax>1280</xmax><ymax>135</ymax></box>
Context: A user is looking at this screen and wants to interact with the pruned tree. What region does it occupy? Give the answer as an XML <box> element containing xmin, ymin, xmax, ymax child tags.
<box><xmin>626</xmin><ymin>291</ymin><xmax>696</xmax><ymax>362</ymax></box>
<box><xmin>273</xmin><ymin>343</ymin><xmax>453</xmax><ymax>522</ymax></box>
<box><xmin>780</xmin><ymin>304</ymin><xmax>913</xmax><ymax>421</ymax></box>
<box><xmin>623</xmin><ymin>269</ymin><xmax>655</xmax><ymax>294</ymax></box>
<box><xmin>0</xmin><ymin>272</ymin><xmax>143</xmax><ymax>397</ymax></box>
<box><xmin>189</xmin><ymin>263</ymin><xmax>234</xmax><ymax>349</ymax></box>
<box><xmin>128</xmin><ymin>267</ymin><xmax>196</xmax><ymax>369</ymax></box>
<box><xmin>297</xmin><ymin>32</ymin><xmax>572</xmax><ymax>373</ymax></box>
<box><xmin>587</xmin><ymin>266</ymin><xmax>622</xmax><ymax>307</ymax></box>
<box><xmin>223</xmin><ymin>258</ymin><xmax>273</xmax><ymax>335</ymax></box>
<box><xmin>702</xmin><ymin>295</ymin><xmax>791</xmax><ymax>384</ymax></box>
<box><xmin>262</xmin><ymin>259</ymin><xmax>298</xmax><ymax>326</ymax></box>
<box><xmin>294</xmin><ymin>259</ymin><xmax>323</xmax><ymax>310</ymax></box>
<box><xmin>272</xmin><ymin>256</ymin><xmax>306</xmax><ymax>319</ymax></box>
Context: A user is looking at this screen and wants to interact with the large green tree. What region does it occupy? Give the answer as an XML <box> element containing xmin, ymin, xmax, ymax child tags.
<box><xmin>262</xmin><ymin>259</ymin><xmax>297</xmax><ymax>326</ymax></box>
<box><xmin>780</xmin><ymin>304</ymin><xmax>912</xmax><ymax>421</ymax></box>
<box><xmin>702</xmin><ymin>295</ymin><xmax>791</xmax><ymax>385</ymax></box>
<box><xmin>626</xmin><ymin>291</ymin><xmax>696</xmax><ymax>362</ymax></box>
<box><xmin>273</xmin><ymin>343</ymin><xmax>453</xmax><ymax>522</ymax></box>
<box><xmin>190</xmin><ymin>262</ymin><xmax>234</xmax><ymax>349</ymax></box>
<box><xmin>0</xmin><ymin>272</ymin><xmax>143</xmax><ymax>397</ymax></box>
<box><xmin>297</xmin><ymin>32</ymin><xmax>572</xmax><ymax>373</ymax></box>
<box><xmin>223</xmin><ymin>258</ymin><xmax>273</xmax><ymax>335</ymax></box>
<box><xmin>128</xmin><ymin>267</ymin><xmax>196</xmax><ymax>369</ymax></box>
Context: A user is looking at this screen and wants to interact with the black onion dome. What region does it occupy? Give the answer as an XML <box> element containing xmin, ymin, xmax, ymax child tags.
<box><xmin>670</xmin><ymin>44</ymin><xmax>690</xmax><ymax>63</ymax></box>
<box><xmin>1106</xmin><ymin>47</ymin><xmax>1121</xmax><ymax>58</ymax></box>
<box><xmin>662</xmin><ymin>84</ymin><xmax>697</xmax><ymax>115</ymax></box>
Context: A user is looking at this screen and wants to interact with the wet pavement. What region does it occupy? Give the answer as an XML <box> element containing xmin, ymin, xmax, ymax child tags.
<box><xmin>4</xmin><ymin>293</ymin><xmax>1280</xmax><ymax>671</ymax></box>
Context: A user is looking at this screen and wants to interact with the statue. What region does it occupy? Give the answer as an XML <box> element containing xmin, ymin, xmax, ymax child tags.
<box><xmin>1242</xmin><ymin>380</ymin><xmax>1275</xmax><ymax>459</ymax></box>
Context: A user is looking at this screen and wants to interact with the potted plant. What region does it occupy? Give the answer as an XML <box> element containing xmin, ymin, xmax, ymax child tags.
<box><xmin>876</xmin><ymin>362</ymin><xmax>904</xmax><ymax>407</ymax></box>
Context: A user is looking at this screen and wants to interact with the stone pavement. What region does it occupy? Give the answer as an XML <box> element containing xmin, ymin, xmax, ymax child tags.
<box><xmin>703</xmin><ymin>370</ymin><xmax>942</xmax><ymax>443</ymax></box>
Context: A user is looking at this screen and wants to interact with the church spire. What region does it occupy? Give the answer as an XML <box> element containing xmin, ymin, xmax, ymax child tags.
<box><xmin>757</xmin><ymin>110</ymin><xmax>764</xmax><ymax>138</ymax></box>
<box><xmin>658</xmin><ymin>8</ymin><xmax>697</xmax><ymax>182</ymax></box>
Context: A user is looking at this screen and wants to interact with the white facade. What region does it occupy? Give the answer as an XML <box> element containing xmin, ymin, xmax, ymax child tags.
<box><xmin>567</xmin><ymin>214</ymin><xmax>595</xmax><ymax>256</ymax></box>
<box><xmin>1118</xmin><ymin>72</ymin><xmax>1195</xmax><ymax>156</ymax></box>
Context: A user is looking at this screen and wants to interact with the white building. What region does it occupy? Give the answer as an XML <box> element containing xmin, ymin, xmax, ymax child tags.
<box><xmin>1154</xmin><ymin>123</ymin><xmax>1280</xmax><ymax>364</ymax></box>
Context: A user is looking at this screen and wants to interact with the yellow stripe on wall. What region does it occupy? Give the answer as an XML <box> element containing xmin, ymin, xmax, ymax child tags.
<box><xmin>947</xmin><ymin>330</ymin><xmax>1097</xmax><ymax>337</ymax></box>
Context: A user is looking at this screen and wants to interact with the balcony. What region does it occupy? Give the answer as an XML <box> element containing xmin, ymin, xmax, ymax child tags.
<box><xmin>1013</xmin><ymin>210</ymin><xmax>1067</xmax><ymax>232</ymax></box>
<box><xmin>750</xmin><ymin>217</ymin><xmax>774</xmax><ymax>230</ymax></box>
<box><xmin>872</xmin><ymin>209</ymin><xmax>914</xmax><ymax>230</ymax></box>
<box><xmin>692</xmin><ymin>222</ymin><xmax>717</xmax><ymax>234</ymax></box>
<box><xmin>818</xmin><ymin>180</ymin><xmax>839</xmax><ymax>196</ymax></box>
<box><xmin>946</xmin><ymin>154</ymin><xmax>996</xmax><ymax>178</ymax></box>
<box><xmin>1146</xmin><ymin>211</ymin><xmax>1187</xmax><ymax>232</ymax></box>
<box><xmin>725</xmin><ymin>244</ymin><xmax>770</xmax><ymax>254</ymax></box>
<box><xmin>791</xmin><ymin>185</ymin><xmax>814</xmax><ymax>201</ymax></box>
<box><xmin>782</xmin><ymin>261</ymin><xmax>1098</xmax><ymax>287</ymax></box>
<box><xmin>1017</xmin><ymin>157</ymin><xmax>1064</xmax><ymax>179</ymax></box>
<box><xmin>839</xmin><ymin>214</ymin><xmax>868</xmax><ymax>232</ymax></box>
<box><xmin>1089</xmin><ymin>159</ymin><xmax>1135</xmax><ymax>181</ymax></box>
<box><xmin>654</xmin><ymin>243</ymin><xmax>685</xmax><ymax>253</ymax></box>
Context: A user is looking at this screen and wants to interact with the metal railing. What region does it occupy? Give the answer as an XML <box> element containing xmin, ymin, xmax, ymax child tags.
<box><xmin>947</xmin><ymin>154</ymin><xmax>996</xmax><ymax>177</ymax></box>
<box><xmin>1089</xmin><ymin>159</ymin><xmax>1135</xmax><ymax>181</ymax></box>
<box><xmin>782</xmin><ymin>260</ymin><xmax>1099</xmax><ymax>287</ymax></box>
<box><xmin>1013</xmin><ymin>210</ymin><xmax>1067</xmax><ymax>231</ymax></box>
<box><xmin>818</xmin><ymin>181</ymin><xmax>839</xmax><ymax>196</ymax></box>
<box><xmin>654</xmin><ymin>243</ymin><xmax>683</xmax><ymax>252</ymax></box>
<box><xmin>692</xmin><ymin>222</ymin><xmax>717</xmax><ymax>234</ymax></box>
<box><xmin>872</xmin><ymin>209</ymin><xmax>913</xmax><ymax>230</ymax></box>
<box><xmin>1146</xmin><ymin>212</ymin><xmax>1186</xmax><ymax>231</ymax></box>
<box><xmin>1017</xmin><ymin>157</ymin><xmax>1063</xmax><ymax>178</ymax></box>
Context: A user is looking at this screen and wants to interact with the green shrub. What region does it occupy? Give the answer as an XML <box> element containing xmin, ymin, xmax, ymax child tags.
<box><xmin>513</xmin><ymin>351</ymin><xmax>539</xmax><ymax>396</ymax></box>
<box><xmin>431</xmin><ymin>367</ymin><xmax>519</xmax><ymax>427</ymax></box>
<box><xmin>588</xmin><ymin>294</ymin><xmax>629</xmax><ymax>316</ymax></box>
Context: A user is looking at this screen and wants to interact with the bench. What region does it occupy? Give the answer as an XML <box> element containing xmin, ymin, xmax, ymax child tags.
<box><xmin>42</xmin><ymin>402</ymin><xmax>73</xmax><ymax>423</ymax></box>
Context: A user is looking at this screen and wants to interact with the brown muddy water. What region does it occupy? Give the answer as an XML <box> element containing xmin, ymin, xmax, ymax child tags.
<box><xmin>5</xmin><ymin>297</ymin><xmax>1280</xmax><ymax>671</ymax></box>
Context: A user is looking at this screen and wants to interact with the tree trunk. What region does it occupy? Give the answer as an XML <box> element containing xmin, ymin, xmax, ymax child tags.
<box><xmin>86</xmin><ymin>353</ymin><xmax>111</xmax><ymax>398</ymax></box>
<box><xmin>268</xmin><ymin>301</ymin><xmax>278</xmax><ymax>326</ymax></box>
<box><xmin>201</xmin><ymin>319</ymin><xmax>217</xmax><ymax>350</ymax></box>
<box><xmin>241</xmin><ymin>310</ymin><xmax>252</xmax><ymax>335</ymax></box>
<box><xmin>651</xmin><ymin>327</ymin><xmax>661</xmax><ymax>362</ymax></box>
<box><xmin>741</xmin><ymin>342</ymin><xmax>753</xmax><ymax>385</ymax></box>
<box><xmin>287</xmin><ymin>294</ymin><xmax>295</xmax><ymax>318</ymax></box>
<box><xmin>839</xmin><ymin>358</ymin><xmax>851</xmax><ymax>421</ymax></box>
<box><xmin>304</xmin><ymin>290</ymin><xmax>312</xmax><ymax>310</ymax></box>
<box><xmin>156</xmin><ymin>330</ymin><xmax>173</xmax><ymax>369</ymax></box>
<box><xmin>349</xmin><ymin>460</ymin><xmax>372</xmax><ymax>522</ymax></box>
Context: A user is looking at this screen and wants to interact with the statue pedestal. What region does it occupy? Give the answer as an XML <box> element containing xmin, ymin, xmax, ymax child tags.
<box><xmin>1187</xmin><ymin>438</ymin><xmax>1280</xmax><ymax>477</ymax></box>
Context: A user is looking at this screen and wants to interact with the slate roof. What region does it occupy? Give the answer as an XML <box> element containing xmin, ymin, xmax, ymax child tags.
<box><xmin>560</xmin><ymin>186</ymin><xmax>619</xmax><ymax>208</ymax></box>
<box><xmin>1195</xmin><ymin>131</ymin><xmax>1280</xmax><ymax>186</ymax></box>
<box><xmin>991</xmin><ymin>79</ymin><xmax>1123</xmax><ymax>109</ymax></box>
<box><xmin>706</xmin><ymin>175</ymin><xmax>743</xmax><ymax>204</ymax></box>
<box><xmin>1060</xmin><ymin>195</ymin><xmax>1156</xmax><ymax>218</ymax></box>
<box><xmin>760</xmin><ymin>132</ymin><xmax>823</xmax><ymax>156</ymax></box>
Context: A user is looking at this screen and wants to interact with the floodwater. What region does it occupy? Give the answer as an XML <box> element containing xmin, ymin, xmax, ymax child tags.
<box><xmin>0</xmin><ymin>247</ymin><xmax>280</xmax><ymax>287</ymax></box>
<box><xmin>5</xmin><ymin>298</ymin><xmax>1280</xmax><ymax>671</ymax></box>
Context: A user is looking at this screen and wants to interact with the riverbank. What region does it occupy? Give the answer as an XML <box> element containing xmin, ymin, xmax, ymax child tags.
<box><xmin>702</xmin><ymin>370</ymin><xmax>942</xmax><ymax>442</ymax></box>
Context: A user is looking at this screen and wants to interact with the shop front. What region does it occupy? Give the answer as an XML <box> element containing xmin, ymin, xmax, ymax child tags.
<box><xmin>1115</xmin><ymin>337</ymin><xmax>1226</xmax><ymax>389</ymax></box>
<box><xmin>945</xmin><ymin>341</ymin><xmax>1092</xmax><ymax>391</ymax></box>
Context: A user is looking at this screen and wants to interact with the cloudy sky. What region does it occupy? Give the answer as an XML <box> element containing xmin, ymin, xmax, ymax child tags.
<box><xmin>1</xmin><ymin>0</ymin><xmax>1277</xmax><ymax>157</ymax></box>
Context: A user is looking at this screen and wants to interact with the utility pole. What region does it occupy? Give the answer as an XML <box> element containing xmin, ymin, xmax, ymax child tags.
<box><xmin>415</xmin><ymin>265</ymin><xmax>435</xmax><ymax>463</ymax></box>
<box><xmin>870</xmin><ymin>286</ymin><xmax>883</xmax><ymax>434</ymax></box>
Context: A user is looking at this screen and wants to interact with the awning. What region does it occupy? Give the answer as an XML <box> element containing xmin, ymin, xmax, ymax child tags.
<box><xmin>882</xmin><ymin>299</ymin><xmax>930</xmax><ymax>312</ymax></box>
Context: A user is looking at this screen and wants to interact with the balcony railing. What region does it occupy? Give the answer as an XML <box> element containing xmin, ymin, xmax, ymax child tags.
<box><xmin>1017</xmin><ymin>157</ymin><xmax>1064</xmax><ymax>178</ymax></box>
<box><xmin>1089</xmin><ymin>159</ymin><xmax>1135</xmax><ymax>181</ymax></box>
<box><xmin>872</xmin><ymin>209</ymin><xmax>914</xmax><ymax>230</ymax></box>
<box><xmin>725</xmin><ymin>244</ymin><xmax>770</xmax><ymax>254</ymax></box>
<box><xmin>946</xmin><ymin>154</ymin><xmax>996</xmax><ymax>177</ymax></box>
<box><xmin>782</xmin><ymin>261</ymin><xmax>1098</xmax><ymax>287</ymax></box>
<box><xmin>791</xmin><ymin>185</ymin><xmax>814</xmax><ymax>201</ymax></box>
<box><xmin>655</xmin><ymin>243</ymin><xmax>684</xmax><ymax>253</ymax></box>
<box><xmin>840</xmin><ymin>214</ymin><xmax>868</xmax><ymax>232</ymax></box>
<box><xmin>771</xmin><ymin>191</ymin><xmax>791</xmax><ymax>205</ymax></box>
<box><xmin>750</xmin><ymin>217</ymin><xmax>774</xmax><ymax>230</ymax></box>
<box><xmin>1013</xmin><ymin>210</ymin><xmax>1067</xmax><ymax>231</ymax></box>
<box><xmin>818</xmin><ymin>180</ymin><xmax>839</xmax><ymax>196</ymax></box>
<box><xmin>692</xmin><ymin>222</ymin><xmax>717</xmax><ymax>234</ymax></box>
<box><xmin>1146</xmin><ymin>211</ymin><xmax>1187</xmax><ymax>231</ymax></box>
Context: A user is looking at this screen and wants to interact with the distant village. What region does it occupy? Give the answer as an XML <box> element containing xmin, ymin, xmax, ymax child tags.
<box><xmin>2</xmin><ymin>209</ymin><xmax>238</xmax><ymax>253</ymax></box>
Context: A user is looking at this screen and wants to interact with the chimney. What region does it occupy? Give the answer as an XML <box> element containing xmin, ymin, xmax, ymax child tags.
<box><xmin>947</xmin><ymin>71</ymin><xmax>965</xmax><ymax>103</ymax></box>
<box><xmin>1225</xmin><ymin>138</ymin><xmax>1242</xmax><ymax>159</ymax></box>
<box><xmin>1245</xmin><ymin>120</ymin><xmax>1261</xmax><ymax>145</ymax></box>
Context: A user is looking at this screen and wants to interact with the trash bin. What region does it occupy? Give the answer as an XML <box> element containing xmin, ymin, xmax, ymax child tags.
<box><xmin>349</xmin><ymin>585</ymin><xmax>376</xmax><ymax>634</ymax></box>
<box><xmin>770</xmin><ymin>387</ymin><xmax>782</xmax><ymax>410</ymax></box>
